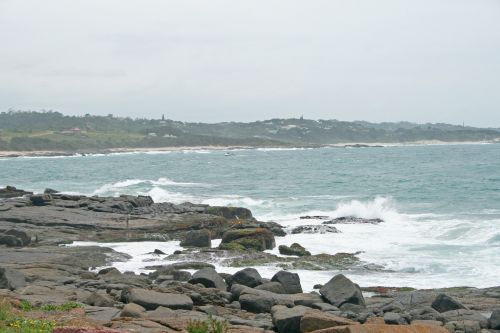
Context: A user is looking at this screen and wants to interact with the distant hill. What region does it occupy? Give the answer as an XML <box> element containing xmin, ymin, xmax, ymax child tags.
<box><xmin>0</xmin><ymin>111</ymin><xmax>499</xmax><ymax>151</ymax></box>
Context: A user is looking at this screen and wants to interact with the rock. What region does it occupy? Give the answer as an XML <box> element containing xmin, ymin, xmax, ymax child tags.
<box><xmin>255</xmin><ymin>282</ymin><xmax>287</xmax><ymax>294</ymax></box>
<box><xmin>300</xmin><ymin>309</ymin><xmax>357</xmax><ymax>332</ymax></box>
<box><xmin>0</xmin><ymin>267</ymin><xmax>27</xmax><ymax>290</ymax></box>
<box><xmin>153</xmin><ymin>249</ymin><xmax>165</xmax><ymax>255</ymax></box>
<box><xmin>121</xmin><ymin>287</ymin><xmax>193</xmax><ymax>310</ymax></box>
<box><xmin>311</xmin><ymin>302</ymin><xmax>340</xmax><ymax>312</ymax></box>
<box><xmin>53</xmin><ymin>328</ymin><xmax>125</xmax><ymax>333</ymax></box>
<box><xmin>228</xmin><ymin>268</ymin><xmax>263</xmax><ymax>288</ymax></box>
<box><xmin>322</xmin><ymin>217</ymin><xmax>384</xmax><ymax>225</ymax></box>
<box><xmin>44</xmin><ymin>188</ymin><xmax>59</xmax><ymax>194</ymax></box>
<box><xmin>308</xmin><ymin>324</ymin><xmax>449</xmax><ymax>332</ymax></box>
<box><xmin>441</xmin><ymin>309</ymin><xmax>488</xmax><ymax>328</ymax></box>
<box><xmin>29</xmin><ymin>194</ymin><xmax>53</xmax><ymax>206</ymax></box>
<box><xmin>0</xmin><ymin>234</ymin><xmax>22</xmax><ymax>247</ymax></box>
<box><xmin>444</xmin><ymin>320</ymin><xmax>481</xmax><ymax>333</ymax></box>
<box><xmin>219</xmin><ymin>227</ymin><xmax>276</xmax><ymax>251</ymax></box>
<box><xmin>431</xmin><ymin>294</ymin><xmax>467</xmax><ymax>313</ymax></box>
<box><xmin>98</xmin><ymin>267</ymin><xmax>122</xmax><ymax>277</ymax></box>
<box><xmin>490</xmin><ymin>310</ymin><xmax>500</xmax><ymax>329</ymax></box>
<box><xmin>172</xmin><ymin>270</ymin><xmax>192</xmax><ymax>282</ymax></box>
<box><xmin>0</xmin><ymin>186</ymin><xmax>32</xmax><ymax>199</ymax></box>
<box><xmin>180</xmin><ymin>229</ymin><xmax>211</xmax><ymax>247</ymax></box>
<box><xmin>206</xmin><ymin>206</ymin><xmax>253</xmax><ymax>219</ymax></box>
<box><xmin>239</xmin><ymin>293</ymin><xmax>277</xmax><ymax>313</ymax></box>
<box><xmin>319</xmin><ymin>274</ymin><xmax>365</xmax><ymax>307</ymax></box>
<box><xmin>384</xmin><ymin>312</ymin><xmax>407</xmax><ymax>325</ymax></box>
<box><xmin>188</xmin><ymin>268</ymin><xmax>227</xmax><ymax>290</ymax></box>
<box><xmin>271</xmin><ymin>271</ymin><xmax>302</xmax><ymax>294</ymax></box>
<box><xmin>120</xmin><ymin>303</ymin><xmax>146</xmax><ymax>318</ymax></box>
<box><xmin>411</xmin><ymin>320</ymin><xmax>443</xmax><ymax>327</ymax></box>
<box><xmin>84</xmin><ymin>292</ymin><xmax>115</xmax><ymax>307</ymax></box>
<box><xmin>272</xmin><ymin>305</ymin><xmax>309</xmax><ymax>333</ymax></box>
<box><xmin>2</xmin><ymin>229</ymin><xmax>31</xmax><ymax>246</ymax></box>
<box><xmin>279</xmin><ymin>243</ymin><xmax>311</xmax><ymax>257</ymax></box>
<box><xmin>291</xmin><ymin>225</ymin><xmax>340</xmax><ymax>234</ymax></box>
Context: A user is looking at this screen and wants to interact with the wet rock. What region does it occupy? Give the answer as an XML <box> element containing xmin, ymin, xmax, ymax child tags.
<box><xmin>300</xmin><ymin>309</ymin><xmax>357</xmax><ymax>332</ymax></box>
<box><xmin>121</xmin><ymin>287</ymin><xmax>193</xmax><ymax>310</ymax></box>
<box><xmin>189</xmin><ymin>268</ymin><xmax>227</xmax><ymax>290</ymax></box>
<box><xmin>291</xmin><ymin>225</ymin><xmax>340</xmax><ymax>234</ymax></box>
<box><xmin>431</xmin><ymin>294</ymin><xmax>467</xmax><ymax>313</ymax></box>
<box><xmin>227</xmin><ymin>268</ymin><xmax>263</xmax><ymax>288</ymax></box>
<box><xmin>152</xmin><ymin>249</ymin><xmax>165</xmax><ymax>255</ymax></box>
<box><xmin>271</xmin><ymin>305</ymin><xmax>309</xmax><ymax>333</ymax></box>
<box><xmin>322</xmin><ymin>216</ymin><xmax>384</xmax><ymax>225</ymax></box>
<box><xmin>271</xmin><ymin>271</ymin><xmax>302</xmax><ymax>294</ymax></box>
<box><xmin>0</xmin><ymin>267</ymin><xmax>27</xmax><ymax>290</ymax></box>
<box><xmin>219</xmin><ymin>227</ymin><xmax>276</xmax><ymax>251</ymax></box>
<box><xmin>180</xmin><ymin>229</ymin><xmax>211</xmax><ymax>247</ymax></box>
<box><xmin>279</xmin><ymin>243</ymin><xmax>311</xmax><ymax>257</ymax></box>
<box><xmin>44</xmin><ymin>188</ymin><xmax>59</xmax><ymax>194</ymax></box>
<box><xmin>320</xmin><ymin>274</ymin><xmax>365</xmax><ymax>307</ymax></box>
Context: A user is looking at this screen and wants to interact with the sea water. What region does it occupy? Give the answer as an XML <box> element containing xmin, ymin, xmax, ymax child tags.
<box><xmin>1</xmin><ymin>144</ymin><xmax>499</xmax><ymax>290</ymax></box>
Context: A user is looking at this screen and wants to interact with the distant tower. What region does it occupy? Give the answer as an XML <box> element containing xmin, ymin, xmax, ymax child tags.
<box><xmin>162</xmin><ymin>114</ymin><xmax>165</xmax><ymax>121</ymax></box>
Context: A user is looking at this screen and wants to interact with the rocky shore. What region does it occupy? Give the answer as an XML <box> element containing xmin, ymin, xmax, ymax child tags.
<box><xmin>1</xmin><ymin>186</ymin><xmax>499</xmax><ymax>333</ymax></box>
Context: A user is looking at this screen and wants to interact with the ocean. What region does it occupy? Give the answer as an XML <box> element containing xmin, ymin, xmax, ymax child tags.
<box><xmin>1</xmin><ymin>143</ymin><xmax>499</xmax><ymax>290</ymax></box>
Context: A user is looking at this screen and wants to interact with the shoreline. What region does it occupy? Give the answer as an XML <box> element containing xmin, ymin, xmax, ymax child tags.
<box><xmin>0</xmin><ymin>140</ymin><xmax>496</xmax><ymax>158</ymax></box>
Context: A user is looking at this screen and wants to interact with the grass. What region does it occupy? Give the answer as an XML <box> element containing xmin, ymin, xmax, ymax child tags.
<box><xmin>187</xmin><ymin>316</ymin><xmax>228</xmax><ymax>333</ymax></box>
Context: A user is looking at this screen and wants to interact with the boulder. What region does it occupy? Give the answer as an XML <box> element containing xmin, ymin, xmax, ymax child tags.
<box><xmin>308</xmin><ymin>324</ymin><xmax>449</xmax><ymax>332</ymax></box>
<box><xmin>279</xmin><ymin>243</ymin><xmax>311</xmax><ymax>257</ymax></box>
<box><xmin>271</xmin><ymin>271</ymin><xmax>302</xmax><ymax>294</ymax></box>
<box><xmin>180</xmin><ymin>229</ymin><xmax>211</xmax><ymax>248</ymax></box>
<box><xmin>444</xmin><ymin>320</ymin><xmax>481</xmax><ymax>333</ymax></box>
<box><xmin>120</xmin><ymin>303</ymin><xmax>146</xmax><ymax>318</ymax></box>
<box><xmin>3</xmin><ymin>229</ymin><xmax>31</xmax><ymax>246</ymax></box>
<box><xmin>188</xmin><ymin>268</ymin><xmax>227</xmax><ymax>290</ymax></box>
<box><xmin>0</xmin><ymin>267</ymin><xmax>27</xmax><ymax>290</ymax></box>
<box><xmin>291</xmin><ymin>225</ymin><xmax>340</xmax><ymax>234</ymax></box>
<box><xmin>228</xmin><ymin>268</ymin><xmax>263</xmax><ymax>288</ymax></box>
<box><xmin>300</xmin><ymin>309</ymin><xmax>356</xmax><ymax>332</ymax></box>
<box><xmin>319</xmin><ymin>274</ymin><xmax>365</xmax><ymax>307</ymax></box>
<box><xmin>121</xmin><ymin>288</ymin><xmax>193</xmax><ymax>310</ymax></box>
<box><xmin>490</xmin><ymin>310</ymin><xmax>500</xmax><ymax>329</ymax></box>
<box><xmin>172</xmin><ymin>270</ymin><xmax>192</xmax><ymax>282</ymax></box>
<box><xmin>384</xmin><ymin>312</ymin><xmax>407</xmax><ymax>325</ymax></box>
<box><xmin>84</xmin><ymin>292</ymin><xmax>115</xmax><ymax>307</ymax></box>
<box><xmin>29</xmin><ymin>194</ymin><xmax>53</xmax><ymax>206</ymax></box>
<box><xmin>271</xmin><ymin>305</ymin><xmax>309</xmax><ymax>333</ymax></box>
<box><xmin>239</xmin><ymin>293</ymin><xmax>277</xmax><ymax>313</ymax></box>
<box><xmin>431</xmin><ymin>294</ymin><xmax>467</xmax><ymax>313</ymax></box>
<box><xmin>206</xmin><ymin>206</ymin><xmax>253</xmax><ymax>219</ymax></box>
<box><xmin>0</xmin><ymin>186</ymin><xmax>32</xmax><ymax>199</ymax></box>
<box><xmin>441</xmin><ymin>309</ymin><xmax>488</xmax><ymax>328</ymax></box>
<box><xmin>0</xmin><ymin>234</ymin><xmax>22</xmax><ymax>247</ymax></box>
<box><xmin>219</xmin><ymin>227</ymin><xmax>276</xmax><ymax>251</ymax></box>
<box><xmin>256</xmin><ymin>282</ymin><xmax>287</xmax><ymax>294</ymax></box>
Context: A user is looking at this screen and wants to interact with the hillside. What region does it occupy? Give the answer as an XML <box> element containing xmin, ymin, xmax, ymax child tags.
<box><xmin>0</xmin><ymin>111</ymin><xmax>499</xmax><ymax>151</ymax></box>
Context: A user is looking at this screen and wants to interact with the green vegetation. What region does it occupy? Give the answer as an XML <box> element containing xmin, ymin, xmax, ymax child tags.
<box><xmin>0</xmin><ymin>298</ymin><xmax>84</xmax><ymax>333</ymax></box>
<box><xmin>186</xmin><ymin>316</ymin><xmax>228</xmax><ymax>333</ymax></box>
<box><xmin>1</xmin><ymin>110</ymin><xmax>499</xmax><ymax>152</ymax></box>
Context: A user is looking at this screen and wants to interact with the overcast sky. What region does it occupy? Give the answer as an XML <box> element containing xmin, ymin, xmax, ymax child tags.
<box><xmin>1</xmin><ymin>0</ymin><xmax>499</xmax><ymax>126</ymax></box>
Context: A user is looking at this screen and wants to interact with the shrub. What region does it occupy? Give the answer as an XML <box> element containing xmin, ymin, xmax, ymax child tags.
<box><xmin>187</xmin><ymin>316</ymin><xmax>228</xmax><ymax>333</ymax></box>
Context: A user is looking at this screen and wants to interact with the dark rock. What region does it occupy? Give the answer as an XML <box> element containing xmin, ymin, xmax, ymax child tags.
<box><xmin>271</xmin><ymin>305</ymin><xmax>309</xmax><ymax>333</ymax></box>
<box><xmin>0</xmin><ymin>267</ymin><xmax>27</xmax><ymax>290</ymax></box>
<box><xmin>255</xmin><ymin>282</ymin><xmax>287</xmax><ymax>294</ymax></box>
<box><xmin>323</xmin><ymin>216</ymin><xmax>384</xmax><ymax>225</ymax></box>
<box><xmin>121</xmin><ymin>287</ymin><xmax>193</xmax><ymax>310</ymax></box>
<box><xmin>300</xmin><ymin>215</ymin><xmax>330</xmax><ymax>220</ymax></box>
<box><xmin>29</xmin><ymin>194</ymin><xmax>53</xmax><ymax>206</ymax></box>
<box><xmin>431</xmin><ymin>293</ymin><xmax>467</xmax><ymax>313</ymax></box>
<box><xmin>98</xmin><ymin>267</ymin><xmax>122</xmax><ymax>277</ymax></box>
<box><xmin>490</xmin><ymin>310</ymin><xmax>500</xmax><ymax>329</ymax></box>
<box><xmin>180</xmin><ymin>229</ymin><xmax>211</xmax><ymax>248</ymax></box>
<box><xmin>291</xmin><ymin>225</ymin><xmax>340</xmax><ymax>234</ymax></box>
<box><xmin>239</xmin><ymin>293</ymin><xmax>276</xmax><ymax>313</ymax></box>
<box><xmin>319</xmin><ymin>274</ymin><xmax>365</xmax><ymax>307</ymax></box>
<box><xmin>3</xmin><ymin>229</ymin><xmax>31</xmax><ymax>246</ymax></box>
<box><xmin>188</xmin><ymin>268</ymin><xmax>227</xmax><ymax>290</ymax></box>
<box><xmin>219</xmin><ymin>227</ymin><xmax>275</xmax><ymax>251</ymax></box>
<box><xmin>271</xmin><ymin>271</ymin><xmax>302</xmax><ymax>294</ymax></box>
<box><xmin>0</xmin><ymin>234</ymin><xmax>22</xmax><ymax>247</ymax></box>
<box><xmin>278</xmin><ymin>243</ymin><xmax>311</xmax><ymax>257</ymax></box>
<box><xmin>44</xmin><ymin>188</ymin><xmax>59</xmax><ymax>194</ymax></box>
<box><xmin>313</xmin><ymin>284</ymin><xmax>323</xmax><ymax>289</ymax></box>
<box><xmin>153</xmin><ymin>249</ymin><xmax>165</xmax><ymax>255</ymax></box>
<box><xmin>227</xmin><ymin>268</ymin><xmax>263</xmax><ymax>288</ymax></box>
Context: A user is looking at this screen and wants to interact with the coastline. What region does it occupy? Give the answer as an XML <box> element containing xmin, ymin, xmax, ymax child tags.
<box><xmin>0</xmin><ymin>140</ymin><xmax>496</xmax><ymax>159</ymax></box>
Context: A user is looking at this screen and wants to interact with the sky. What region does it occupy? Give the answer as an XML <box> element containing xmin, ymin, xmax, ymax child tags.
<box><xmin>0</xmin><ymin>0</ymin><xmax>499</xmax><ymax>126</ymax></box>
